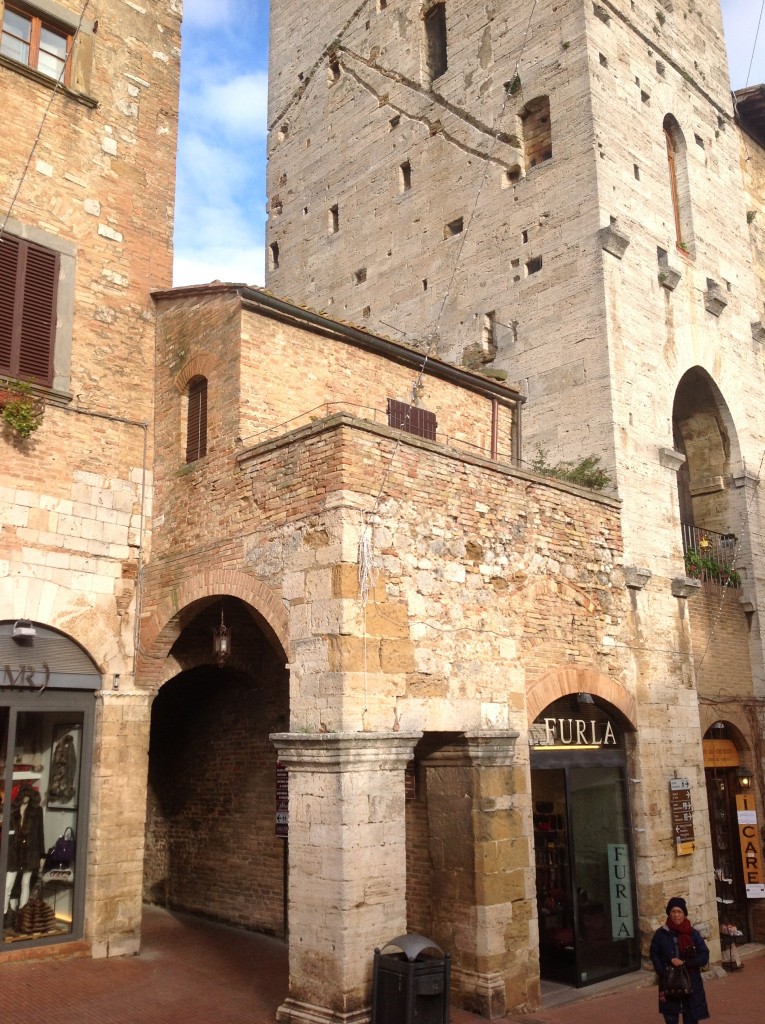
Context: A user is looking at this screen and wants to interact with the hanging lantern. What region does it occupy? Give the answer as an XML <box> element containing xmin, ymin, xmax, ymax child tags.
<box><xmin>212</xmin><ymin>608</ymin><xmax>231</xmax><ymax>666</ymax></box>
<box><xmin>736</xmin><ymin>767</ymin><xmax>753</xmax><ymax>791</ymax></box>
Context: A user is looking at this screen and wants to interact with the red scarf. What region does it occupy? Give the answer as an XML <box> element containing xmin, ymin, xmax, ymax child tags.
<box><xmin>666</xmin><ymin>914</ymin><xmax>694</xmax><ymax>954</ymax></box>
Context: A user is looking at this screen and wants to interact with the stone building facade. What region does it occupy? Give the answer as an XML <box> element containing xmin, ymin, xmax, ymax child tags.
<box><xmin>0</xmin><ymin>0</ymin><xmax>179</xmax><ymax>960</ymax></box>
<box><xmin>264</xmin><ymin>0</ymin><xmax>765</xmax><ymax>1012</ymax></box>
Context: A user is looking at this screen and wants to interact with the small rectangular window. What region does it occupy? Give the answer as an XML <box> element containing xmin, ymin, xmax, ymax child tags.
<box><xmin>269</xmin><ymin>241</ymin><xmax>280</xmax><ymax>270</ymax></box>
<box><xmin>354</xmin><ymin>267</ymin><xmax>367</xmax><ymax>284</ymax></box>
<box><xmin>526</xmin><ymin>256</ymin><xmax>543</xmax><ymax>276</ymax></box>
<box><xmin>329</xmin><ymin>204</ymin><xmax>339</xmax><ymax>234</ymax></box>
<box><xmin>399</xmin><ymin>161</ymin><xmax>412</xmax><ymax>192</ymax></box>
<box><xmin>444</xmin><ymin>217</ymin><xmax>463</xmax><ymax>238</ymax></box>
<box><xmin>387</xmin><ymin>399</ymin><xmax>437</xmax><ymax>440</ymax></box>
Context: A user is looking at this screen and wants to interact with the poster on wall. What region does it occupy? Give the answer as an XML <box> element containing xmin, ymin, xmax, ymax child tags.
<box><xmin>736</xmin><ymin>793</ymin><xmax>765</xmax><ymax>898</ymax></box>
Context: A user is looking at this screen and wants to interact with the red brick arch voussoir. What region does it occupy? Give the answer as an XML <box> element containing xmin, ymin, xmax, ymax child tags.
<box><xmin>138</xmin><ymin>569</ymin><xmax>289</xmax><ymax>688</ymax></box>
<box><xmin>527</xmin><ymin>665</ymin><xmax>637</xmax><ymax>728</ymax></box>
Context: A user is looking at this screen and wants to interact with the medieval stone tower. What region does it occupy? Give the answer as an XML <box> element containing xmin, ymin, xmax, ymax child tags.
<box><xmin>266</xmin><ymin>0</ymin><xmax>765</xmax><ymax>990</ymax></box>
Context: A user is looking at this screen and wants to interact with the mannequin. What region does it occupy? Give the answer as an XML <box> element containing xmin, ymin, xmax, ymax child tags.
<box><xmin>4</xmin><ymin>784</ymin><xmax>45</xmax><ymax>930</ymax></box>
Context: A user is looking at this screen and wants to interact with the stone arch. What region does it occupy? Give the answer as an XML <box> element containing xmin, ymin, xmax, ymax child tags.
<box><xmin>673</xmin><ymin>365</ymin><xmax>743</xmax><ymax>535</ymax></box>
<box><xmin>138</xmin><ymin>568</ymin><xmax>289</xmax><ymax>688</ymax></box>
<box><xmin>174</xmin><ymin>352</ymin><xmax>218</xmax><ymax>394</ymax></box>
<box><xmin>527</xmin><ymin>665</ymin><xmax>637</xmax><ymax>727</ymax></box>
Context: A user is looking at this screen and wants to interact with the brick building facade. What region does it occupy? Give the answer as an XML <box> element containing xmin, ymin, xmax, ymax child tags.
<box><xmin>1</xmin><ymin>0</ymin><xmax>179</xmax><ymax>960</ymax></box>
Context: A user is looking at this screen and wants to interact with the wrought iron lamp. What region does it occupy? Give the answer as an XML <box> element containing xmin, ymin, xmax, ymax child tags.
<box><xmin>736</xmin><ymin>767</ymin><xmax>753</xmax><ymax>791</ymax></box>
<box><xmin>212</xmin><ymin>608</ymin><xmax>231</xmax><ymax>667</ymax></box>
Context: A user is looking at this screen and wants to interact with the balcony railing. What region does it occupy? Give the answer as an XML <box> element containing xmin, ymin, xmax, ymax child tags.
<box><xmin>681</xmin><ymin>524</ymin><xmax>741</xmax><ymax>588</ymax></box>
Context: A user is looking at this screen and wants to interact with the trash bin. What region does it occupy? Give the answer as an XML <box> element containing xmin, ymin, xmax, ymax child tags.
<box><xmin>371</xmin><ymin>933</ymin><xmax>451</xmax><ymax>1024</ymax></box>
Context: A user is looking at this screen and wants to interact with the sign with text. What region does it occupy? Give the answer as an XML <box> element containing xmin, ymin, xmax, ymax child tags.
<box><xmin>669</xmin><ymin>778</ymin><xmax>695</xmax><ymax>855</ymax></box>
<box><xmin>736</xmin><ymin>793</ymin><xmax>765</xmax><ymax>898</ymax></box>
<box><xmin>275</xmin><ymin>761</ymin><xmax>289</xmax><ymax>838</ymax></box>
<box><xmin>608</xmin><ymin>844</ymin><xmax>635</xmax><ymax>938</ymax></box>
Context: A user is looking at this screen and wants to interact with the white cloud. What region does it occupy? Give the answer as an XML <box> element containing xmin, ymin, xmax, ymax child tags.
<box><xmin>188</xmin><ymin>71</ymin><xmax>269</xmax><ymax>139</ymax></box>
<box><xmin>183</xmin><ymin>0</ymin><xmax>254</xmax><ymax>29</ymax></box>
<box><xmin>173</xmin><ymin>246</ymin><xmax>265</xmax><ymax>288</ymax></box>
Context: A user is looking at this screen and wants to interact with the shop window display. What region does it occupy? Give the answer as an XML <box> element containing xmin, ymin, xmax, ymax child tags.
<box><xmin>1</xmin><ymin>709</ymin><xmax>84</xmax><ymax>942</ymax></box>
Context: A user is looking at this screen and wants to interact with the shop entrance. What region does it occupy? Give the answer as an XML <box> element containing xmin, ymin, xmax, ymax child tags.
<box><xmin>531</xmin><ymin>695</ymin><xmax>640</xmax><ymax>988</ymax></box>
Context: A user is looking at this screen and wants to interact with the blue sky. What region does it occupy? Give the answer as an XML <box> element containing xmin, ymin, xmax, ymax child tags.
<box><xmin>172</xmin><ymin>0</ymin><xmax>764</xmax><ymax>288</ymax></box>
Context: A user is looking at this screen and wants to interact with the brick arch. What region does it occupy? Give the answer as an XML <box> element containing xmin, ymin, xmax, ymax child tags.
<box><xmin>138</xmin><ymin>568</ymin><xmax>289</xmax><ymax>688</ymax></box>
<box><xmin>527</xmin><ymin>665</ymin><xmax>637</xmax><ymax>728</ymax></box>
<box><xmin>174</xmin><ymin>352</ymin><xmax>218</xmax><ymax>393</ymax></box>
<box><xmin>699</xmin><ymin>706</ymin><xmax>752</xmax><ymax>755</ymax></box>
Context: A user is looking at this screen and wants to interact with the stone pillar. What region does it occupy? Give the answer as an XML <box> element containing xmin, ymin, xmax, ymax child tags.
<box><xmin>423</xmin><ymin>730</ymin><xmax>534</xmax><ymax>1019</ymax></box>
<box><xmin>271</xmin><ymin>732</ymin><xmax>421</xmax><ymax>1024</ymax></box>
<box><xmin>88</xmin><ymin>689</ymin><xmax>152</xmax><ymax>957</ymax></box>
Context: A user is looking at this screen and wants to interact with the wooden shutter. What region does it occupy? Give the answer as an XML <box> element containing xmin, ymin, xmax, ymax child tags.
<box><xmin>186</xmin><ymin>376</ymin><xmax>208</xmax><ymax>462</ymax></box>
<box><xmin>387</xmin><ymin>398</ymin><xmax>437</xmax><ymax>440</ymax></box>
<box><xmin>0</xmin><ymin>233</ymin><xmax>58</xmax><ymax>385</ymax></box>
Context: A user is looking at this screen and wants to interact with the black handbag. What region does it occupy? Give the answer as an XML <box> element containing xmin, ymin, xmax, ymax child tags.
<box><xmin>661</xmin><ymin>963</ymin><xmax>692</xmax><ymax>999</ymax></box>
<box><xmin>43</xmin><ymin>826</ymin><xmax>76</xmax><ymax>871</ymax></box>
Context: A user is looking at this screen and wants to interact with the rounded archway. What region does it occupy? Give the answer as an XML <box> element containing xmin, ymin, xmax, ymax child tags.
<box><xmin>143</xmin><ymin>597</ymin><xmax>289</xmax><ymax>939</ymax></box>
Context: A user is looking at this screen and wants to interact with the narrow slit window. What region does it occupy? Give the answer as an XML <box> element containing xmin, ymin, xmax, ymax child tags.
<box><xmin>664</xmin><ymin>114</ymin><xmax>694</xmax><ymax>256</ymax></box>
<box><xmin>354</xmin><ymin>267</ymin><xmax>367</xmax><ymax>285</ymax></box>
<box><xmin>186</xmin><ymin>376</ymin><xmax>208</xmax><ymax>463</ymax></box>
<box><xmin>329</xmin><ymin>204</ymin><xmax>339</xmax><ymax>234</ymax></box>
<box><xmin>520</xmin><ymin>96</ymin><xmax>552</xmax><ymax>171</ymax></box>
<box><xmin>422</xmin><ymin>3</ymin><xmax>447</xmax><ymax>87</ymax></box>
<box><xmin>399</xmin><ymin>161</ymin><xmax>412</xmax><ymax>192</ymax></box>
<box><xmin>269</xmin><ymin>241</ymin><xmax>280</xmax><ymax>270</ymax></box>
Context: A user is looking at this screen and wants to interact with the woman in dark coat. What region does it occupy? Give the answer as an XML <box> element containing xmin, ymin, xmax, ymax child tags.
<box><xmin>650</xmin><ymin>897</ymin><xmax>710</xmax><ymax>1024</ymax></box>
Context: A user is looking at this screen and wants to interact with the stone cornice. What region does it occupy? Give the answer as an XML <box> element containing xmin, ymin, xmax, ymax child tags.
<box><xmin>269</xmin><ymin>731</ymin><xmax>422</xmax><ymax>771</ymax></box>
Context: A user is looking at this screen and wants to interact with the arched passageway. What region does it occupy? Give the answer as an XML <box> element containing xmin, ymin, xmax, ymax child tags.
<box><xmin>144</xmin><ymin>597</ymin><xmax>289</xmax><ymax>938</ymax></box>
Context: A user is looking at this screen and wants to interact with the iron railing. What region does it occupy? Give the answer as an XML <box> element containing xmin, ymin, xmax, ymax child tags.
<box><xmin>680</xmin><ymin>524</ymin><xmax>740</xmax><ymax>588</ymax></box>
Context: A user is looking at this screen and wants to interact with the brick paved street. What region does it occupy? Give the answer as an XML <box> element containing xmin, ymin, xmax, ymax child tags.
<box><xmin>1</xmin><ymin>906</ymin><xmax>763</xmax><ymax>1024</ymax></box>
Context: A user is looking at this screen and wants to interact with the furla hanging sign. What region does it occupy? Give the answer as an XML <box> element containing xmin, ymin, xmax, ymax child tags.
<box><xmin>530</xmin><ymin>699</ymin><xmax>620</xmax><ymax>750</ymax></box>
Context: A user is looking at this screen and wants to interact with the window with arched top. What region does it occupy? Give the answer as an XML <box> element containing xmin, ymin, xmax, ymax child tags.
<box><xmin>186</xmin><ymin>376</ymin><xmax>207</xmax><ymax>463</ymax></box>
<box><xmin>663</xmin><ymin>115</ymin><xmax>694</xmax><ymax>255</ymax></box>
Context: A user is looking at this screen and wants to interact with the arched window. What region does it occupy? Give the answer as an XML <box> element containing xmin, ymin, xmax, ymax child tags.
<box><xmin>663</xmin><ymin>115</ymin><xmax>694</xmax><ymax>255</ymax></box>
<box><xmin>186</xmin><ymin>375</ymin><xmax>207</xmax><ymax>463</ymax></box>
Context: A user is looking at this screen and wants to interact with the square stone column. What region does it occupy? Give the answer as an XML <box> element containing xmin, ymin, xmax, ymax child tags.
<box><xmin>423</xmin><ymin>730</ymin><xmax>534</xmax><ymax>1018</ymax></box>
<box><xmin>89</xmin><ymin>690</ymin><xmax>152</xmax><ymax>957</ymax></box>
<box><xmin>271</xmin><ymin>732</ymin><xmax>421</xmax><ymax>1024</ymax></box>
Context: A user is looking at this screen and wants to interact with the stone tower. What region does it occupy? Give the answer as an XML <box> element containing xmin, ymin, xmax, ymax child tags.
<box><xmin>266</xmin><ymin>0</ymin><xmax>765</xmax><ymax>995</ymax></box>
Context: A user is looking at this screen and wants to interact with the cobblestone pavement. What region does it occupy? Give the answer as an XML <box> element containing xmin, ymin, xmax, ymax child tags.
<box><xmin>1</xmin><ymin>905</ymin><xmax>763</xmax><ymax>1024</ymax></box>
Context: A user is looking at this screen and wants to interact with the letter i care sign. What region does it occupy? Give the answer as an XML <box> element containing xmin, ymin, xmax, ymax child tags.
<box><xmin>736</xmin><ymin>794</ymin><xmax>765</xmax><ymax>897</ymax></box>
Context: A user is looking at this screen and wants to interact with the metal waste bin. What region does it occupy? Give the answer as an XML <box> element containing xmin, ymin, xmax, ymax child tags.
<box><xmin>371</xmin><ymin>933</ymin><xmax>450</xmax><ymax>1024</ymax></box>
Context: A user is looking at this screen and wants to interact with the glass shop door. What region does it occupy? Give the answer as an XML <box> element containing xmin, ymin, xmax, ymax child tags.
<box><xmin>532</xmin><ymin>760</ymin><xmax>640</xmax><ymax>987</ymax></box>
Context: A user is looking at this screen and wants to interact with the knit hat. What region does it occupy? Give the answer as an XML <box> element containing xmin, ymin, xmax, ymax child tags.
<box><xmin>666</xmin><ymin>897</ymin><xmax>688</xmax><ymax>916</ymax></box>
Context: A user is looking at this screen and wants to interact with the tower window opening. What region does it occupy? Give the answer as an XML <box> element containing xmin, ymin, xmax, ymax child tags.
<box><xmin>422</xmin><ymin>3</ymin><xmax>447</xmax><ymax>87</ymax></box>
<box><xmin>520</xmin><ymin>96</ymin><xmax>552</xmax><ymax>171</ymax></box>
<box><xmin>444</xmin><ymin>217</ymin><xmax>463</xmax><ymax>238</ymax></box>
<box><xmin>399</xmin><ymin>160</ymin><xmax>412</xmax><ymax>192</ymax></box>
<box><xmin>664</xmin><ymin>114</ymin><xmax>695</xmax><ymax>256</ymax></box>
<box><xmin>329</xmin><ymin>204</ymin><xmax>339</xmax><ymax>234</ymax></box>
<box><xmin>269</xmin><ymin>241</ymin><xmax>280</xmax><ymax>270</ymax></box>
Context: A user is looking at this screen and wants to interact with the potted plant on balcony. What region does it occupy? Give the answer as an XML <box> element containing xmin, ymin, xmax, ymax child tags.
<box><xmin>684</xmin><ymin>547</ymin><xmax>741</xmax><ymax>587</ymax></box>
<box><xmin>0</xmin><ymin>378</ymin><xmax>45</xmax><ymax>440</ymax></box>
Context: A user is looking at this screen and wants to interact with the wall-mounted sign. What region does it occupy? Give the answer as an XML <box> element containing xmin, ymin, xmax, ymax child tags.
<box><xmin>275</xmin><ymin>760</ymin><xmax>288</xmax><ymax>838</ymax></box>
<box><xmin>669</xmin><ymin>778</ymin><xmax>695</xmax><ymax>855</ymax></box>
<box><xmin>608</xmin><ymin>844</ymin><xmax>635</xmax><ymax>938</ymax></box>
<box><xmin>736</xmin><ymin>793</ymin><xmax>765</xmax><ymax>898</ymax></box>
